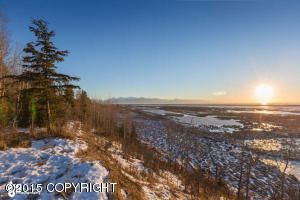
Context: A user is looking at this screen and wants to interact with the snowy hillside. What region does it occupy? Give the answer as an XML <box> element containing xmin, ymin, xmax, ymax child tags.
<box><xmin>0</xmin><ymin>138</ymin><xmax>110</xmax><ymax>199</ymax></box>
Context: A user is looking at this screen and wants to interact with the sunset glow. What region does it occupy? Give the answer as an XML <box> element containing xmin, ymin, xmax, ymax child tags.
<box><xmin>255</xmin><ymin>85</ymin><xmax>274</xmax><ymax>105</ymax></box>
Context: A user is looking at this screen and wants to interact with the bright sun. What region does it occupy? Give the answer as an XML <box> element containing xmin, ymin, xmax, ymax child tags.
<box><xmin>255</xmin><ymin>84</ymin><xmax>274</xmax><ymax>105</ymax></box>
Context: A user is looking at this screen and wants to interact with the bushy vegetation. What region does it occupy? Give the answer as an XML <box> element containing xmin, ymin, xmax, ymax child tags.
<box><xmin>0</xmin><ymin>132</ymin><xmax>31</xmax><ymax>150</ymax></box>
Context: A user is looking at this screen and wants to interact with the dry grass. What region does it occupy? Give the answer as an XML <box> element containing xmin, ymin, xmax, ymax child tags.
<box><xmin>0</xmin><ymin>122</ymin><xmax>75</xmax><ymax>151</ymax></box>
<box><xmin>77</xmin><ymin>134</ymin><xmax>145</xmax><ymax>200</ymax></box>
<box><xmin>30</xmin><ymin>124</ymin><xmax>75</xmax><ymax>140</ymax></box>
<box><xmin>0</xmin><ymin>132</ymin><xmax>31</xmax><ymax>150</ymax></box>
<box><xmin>0</xmin><ymin>137</ymin><xmax>7</xmax><ymax>150</ymax></box>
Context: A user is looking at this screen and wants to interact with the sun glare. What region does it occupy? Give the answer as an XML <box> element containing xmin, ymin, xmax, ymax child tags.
<box><xmin>255</xmin><ymin>84</ymin><xmax>274</xmax><ymax>105</ymax></box>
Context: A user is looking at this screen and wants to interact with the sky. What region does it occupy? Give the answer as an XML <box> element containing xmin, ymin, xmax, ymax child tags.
<box><xmin>1</xmin><ymin>0</ymin><xmax>300</xmax><ymax>104</ymax></box>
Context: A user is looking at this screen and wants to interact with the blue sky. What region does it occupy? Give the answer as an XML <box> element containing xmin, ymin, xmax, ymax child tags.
<box><xmin>1</xmin><ymin>0</ymin><xmax>300</xmax><ymax>103</ymax></box>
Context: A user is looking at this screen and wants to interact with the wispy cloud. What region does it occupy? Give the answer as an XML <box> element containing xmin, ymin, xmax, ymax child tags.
<box><xmin>213</xmin><ymin>91</ymin><xmax>227</xmax><ymax>96</ymax></box>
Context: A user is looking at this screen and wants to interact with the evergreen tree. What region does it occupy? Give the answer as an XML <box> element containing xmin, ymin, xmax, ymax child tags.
<box><xmin>11</xmin><ymin>19</ymin><xmax>79</xmax><ymax>132</ymax></box>
<box><xmin>75</xmin><ymin>90</ymin><xmax>89</xmax><ymax>123</ymax></box>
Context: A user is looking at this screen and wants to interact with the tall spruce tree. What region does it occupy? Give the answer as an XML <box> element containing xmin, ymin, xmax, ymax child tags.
<box><xmin>15</xmin><ymin>19</ymin><xmax>79</xmax><ymax>132</ymax></box>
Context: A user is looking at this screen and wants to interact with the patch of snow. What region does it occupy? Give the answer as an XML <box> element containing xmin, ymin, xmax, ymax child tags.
<box><xmin>261</xmin><ymin>158</ymin><xmax>300</xmax><ymax>181</ymax></box>
<box><xmin>245</xmin><ymin>139</ymin><xmax>282</xmax><ymax>151</ymax></box>
<box><xmin>64</xmin><ymin>121</ymin><xmax>84</xmax><ymax>136</ymax></box>
<box><xmin>143</xmin><ymin>109</ymin><xmax>180</xmax><ymax>116</ymax></box>
<box><xmin>130</xmin><ymin>158</ymin><xmax>146</xmax><ymax>172</ymax></box>
<box><xmin>245</xmin><ymin>138</ymin><xmax>300</xmax><ymax>152</ymax></box>
<box><xmin>142</xmin><ymin>108</ymin><xmax>244</xmax><ymax>133</ymax></box>
<box><xmin>121</xmin><ymin>171</ymin><xmax>149</xmax><ymax>185</ymax></box>
<box><xmin>172</xmin><ymin>114</ymin><xmax>243</xmax><ymax>133</ymax></box>
<box><xmin>16</xmin><ymin>128</ymin><xmax>30</xmax><ymax>134</ymax></box>
<box><xmin>251</xmin><ymin>123</ymin><xmax>282</xmax><ymax>132</ymax></box>
<box><xmin>157</xmin><ymin>171</ymin><xmax>184</xmax><ymax>190</ymax></box>
<box><xmin>0</xmin><ymin>138</ymin><xmax>109</xmax><ymax>199</ymax></box>
<box><xmin>111</xmin><ymin>154</ymin><xmax>131</xmax><ymax>169</ymax></box>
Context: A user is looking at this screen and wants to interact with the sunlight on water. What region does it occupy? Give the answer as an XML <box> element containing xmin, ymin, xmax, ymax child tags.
<box><xmin>227</xmin><ymin>110</ymin><xmax>300</xmax><ymax>115</ymax></box>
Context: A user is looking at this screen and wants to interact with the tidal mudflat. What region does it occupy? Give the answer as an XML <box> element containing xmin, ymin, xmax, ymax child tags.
<box><xmin>130</xmin><ymin>105</ymin><xmax>300</xmax><ymax>199</ymax></box>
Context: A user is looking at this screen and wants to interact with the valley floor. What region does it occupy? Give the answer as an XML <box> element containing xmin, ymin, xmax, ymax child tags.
<box><xmin>1</xmin><ymin>103</ymin><xmax>300</xmax><ymax>200</ymax></box>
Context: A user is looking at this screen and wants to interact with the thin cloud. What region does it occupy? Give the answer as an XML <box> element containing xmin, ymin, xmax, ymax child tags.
<box><xmin>213</xmin><ymin>91</ymin><xmax>227</xmax><ymax>96</ymax></box>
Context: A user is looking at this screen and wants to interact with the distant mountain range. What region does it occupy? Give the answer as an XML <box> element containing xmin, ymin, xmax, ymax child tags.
<box><xmin>107</xmin><ymin>97</ymin><xmax>208</xmax><ymax>104</ymax></box>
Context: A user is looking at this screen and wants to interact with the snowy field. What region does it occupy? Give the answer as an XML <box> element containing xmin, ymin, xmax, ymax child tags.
<box><xmin>143</xmin><ymin>108</ymin><xmax>244</xmax><ymax>133</ymax></box>
<box><xmin>172</xmin><ymin>114</ymin><xmax>243</xmax><ymax>133</ymax></box>
<box><xmin>244</xmin><ymin>138</ymin><xmax>300</xmax><ymax>180</ymax></box>
<box><xmin>134</xmin><ymin>119</ymin><xmax>299</xmax><ymax>199</ymax></box>
<box><xmin>261</xmin><ymin>158</ymin><xmax>300</xmax><ymax>181</ymax></box>
<box><xmin>0</xmin><ymin>138</ymin><xmax>109</xmax><ymax>199</ymax></box>
<box><xmin>134</xmin><ymin>105</ymin><xmax>300</xmax><ymax>199</ymax></box>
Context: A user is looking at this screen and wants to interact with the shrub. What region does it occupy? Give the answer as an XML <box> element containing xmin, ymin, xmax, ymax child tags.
<box><xmin>0</xmin><ymin>132</ymin><xmax>31</xmax><ymax>150</ymax></box>
<box><xmin>30</xmin><ymin>124</ymin><xmax>75</xmax><ymax>140</ymax></box>
<box><xmin>0</xmin><ymin>136</ymin><xmax>7</xmax><ymax>150</ymax></box>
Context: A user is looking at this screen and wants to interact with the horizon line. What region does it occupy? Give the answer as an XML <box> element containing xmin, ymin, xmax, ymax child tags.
<box><xmin>99</xmin><ymin>97</ymin><xmax>300</xmax><ymax>106</ymax></box>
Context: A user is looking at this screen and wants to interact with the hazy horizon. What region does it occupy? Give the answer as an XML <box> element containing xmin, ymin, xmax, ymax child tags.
<box><xmin>106</xmin><ymin>96</ymin><xmax>300</xmax><ymax>105</ymax></box>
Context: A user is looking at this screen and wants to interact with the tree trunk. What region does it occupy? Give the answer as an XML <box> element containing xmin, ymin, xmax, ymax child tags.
<box><xmin>13</xmin><ymin>82</ymin><xmax>26</xmax><ymax>129</ymax></box>
<box><xmin>245</xmin><ymin>160</ymin><xmax>252</xmax><ymax>200</ymax></box>
<box><xmin>280</xmin><ymin>159</ymin><xmax>289</xmax><ymax>200</ymax></box>
<box><xmin>237</xmin><ymin>156</ymin><xmax>245</xmax><ymax>199</ymax></box>
<box><xmin>12</xmin><ymin>91</ymin><xmax>21</xmax><ymax>129</ymax></box>
<box><xmin>47</xmin><ymin>99</ymin><xmax>51</xmax><ymax>133</ymax></box>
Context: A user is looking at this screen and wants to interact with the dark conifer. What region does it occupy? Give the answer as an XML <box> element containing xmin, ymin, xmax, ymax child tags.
<box><xmin>9</xmin><ymin>19</ymin><xmax>79</xmax><ymax>132</ymax></box>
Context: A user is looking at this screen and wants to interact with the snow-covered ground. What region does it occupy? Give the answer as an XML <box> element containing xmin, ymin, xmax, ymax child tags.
<box><xmin>0</xmin><ymin>138</ymin><xmax>110</xmax><ymax>199</ymax></box>
<box><xmin>143</xmin><ymin>109</ymin><xmax>180</xmax><ymax>116</ymax></box>
<box><xmin>244</xmin><ymin>138</ymin><xmax>300</xmax><ymax>180</ymax></box>
<box><xmin>134</xmin><ymin>118</ymin><xmax>300</xmax><ymax>199</ymax></box>
<box><xmin>261</xmin><ymin>158</ymin><xmax>300</xmax><ymax>181</ymax></box>
<box><xmin>251</xmin><ymin>122</ymin><xmax>282</xmax><ymax>132</ymax></box>
<box><xmin>98</xmin><ymin>136</ymin><xmax>190</xmax><ymax>200</ymax></box>
<box><xmin>143</xmin><ymin>108</ymin><xmax>244</xmax><ymax>133</ymax></box>
<box><xmin>172</xmin><ymin>114</ymin><xmax>243</xmax><ymax>133</ymax></box>
<box><xmin>244</xmin><ymin>138</ymin><xmax>300</xmax><ymax>152</ymax></box>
